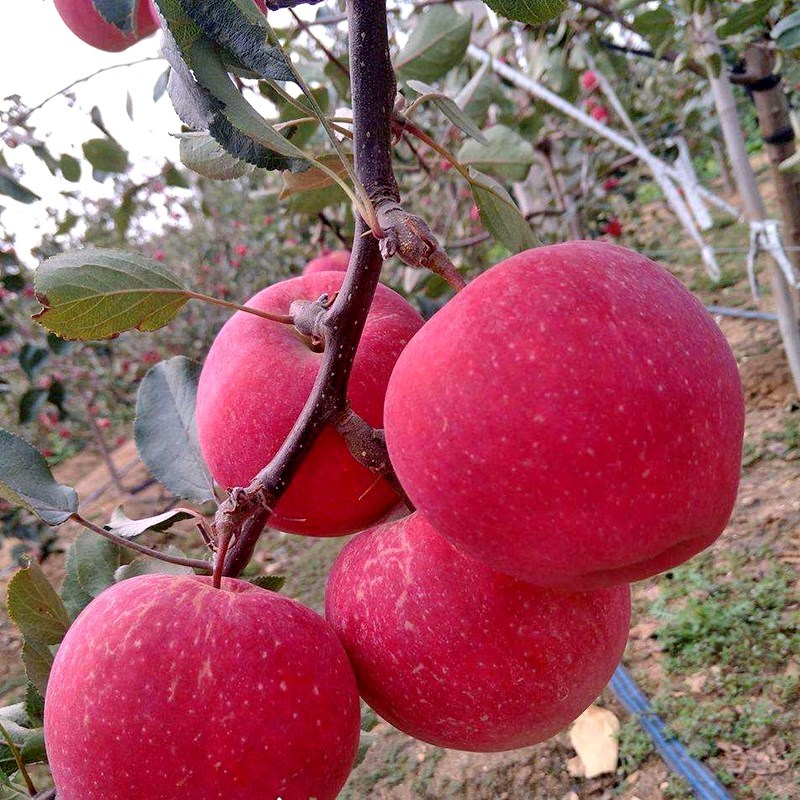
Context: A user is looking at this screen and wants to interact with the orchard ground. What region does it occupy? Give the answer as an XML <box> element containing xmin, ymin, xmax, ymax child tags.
<box><xmin>1</xmin><ymin>165</ymin><xmax>798</xmax><ymax>799</ymax></box>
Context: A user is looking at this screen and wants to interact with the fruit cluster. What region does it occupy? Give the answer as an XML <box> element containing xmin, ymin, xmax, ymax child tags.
<box><xmin>44</xmin><ymin>242</ymin><xmax>744</xmax><ymax>799</ymax></box>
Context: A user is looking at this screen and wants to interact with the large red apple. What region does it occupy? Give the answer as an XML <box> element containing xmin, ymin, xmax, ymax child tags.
<box><xmin>54</xmin><ymin>0</ymin><xmax>158</xmax><ymax>52</ymax></box>
<box><xmin>196</xmin><ymin>272</ymin><xmax>423</xmax><ymax>536</ymax></box>
<box><xmin>303</xmin><ymin>250</ymin><xmax>351</xmax><ymax>276</ymax></box>
<box><xmin>45</xmin><ymin>574</ymin><xmax>361</xmax><ymax>800</ymax></box>
<box><xmin>384</xmin><ymin>241</ymin><xmax>744</xmax><ymax>589</ymax></box>
<box><xmin>325</xmin><ymin>512</ymin><xmax>630</xmax><ymax>751</ymax></box>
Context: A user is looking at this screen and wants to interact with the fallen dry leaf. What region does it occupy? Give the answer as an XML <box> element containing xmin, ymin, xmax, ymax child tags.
<box><xmin>568</xmin><ymin>705</ymin><xmax>621</xmax><ymax>778</ymax></box>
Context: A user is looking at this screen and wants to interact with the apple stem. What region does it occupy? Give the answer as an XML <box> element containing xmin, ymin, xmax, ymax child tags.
<box><xmin>215</xmin><ymin>0</ymin><xmax>409</xmax><ymax>578</ymax></box>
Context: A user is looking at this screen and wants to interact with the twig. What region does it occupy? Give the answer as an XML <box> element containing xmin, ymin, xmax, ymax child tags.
<box><xmin>73</xmin><ymin>514</ymin><xmax>212</xmax><ymax>572</ymax></box>
<box><xmin>2</xmin><ymin>57</ymin><xmax>161</xmax><ymax>135</ymax></box>
<box><xmin>0</xmin><ymin>719</ymin><xmax>37</xmax><ymax>795</ymax></box>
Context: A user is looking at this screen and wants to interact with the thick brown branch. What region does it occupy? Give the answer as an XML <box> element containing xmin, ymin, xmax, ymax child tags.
<box><xmin>219</xmin><ymin>0</ymin><xmax>401</xmax><ymax>577</ymax></box>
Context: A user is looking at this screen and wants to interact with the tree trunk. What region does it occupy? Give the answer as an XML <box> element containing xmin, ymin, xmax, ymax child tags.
<box><xmin>744</xmin><ymin>43</ymin><xmax>800</xmax><ymax>274</ymax></box>
<box><xmin>692</xmin><ymin>11</ymin><xmax>800</xmax><ymax>395</ymax></box>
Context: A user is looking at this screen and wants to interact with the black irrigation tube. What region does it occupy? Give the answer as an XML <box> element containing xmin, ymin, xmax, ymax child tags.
<box><xmin>609</xmin><ymin>665</ymin><xmax>732</xmax><ymax>800</ymax></box>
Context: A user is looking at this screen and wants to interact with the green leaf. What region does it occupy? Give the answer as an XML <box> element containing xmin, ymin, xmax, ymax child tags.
<box><xmin>106</xmin><ymin>506</ymin><xmax>196</xmax><ymax>539</ymax></box>
<box><xmin>406</xmin><ymin>80</ymin><xmax>488</xmax><ymax>144</ymax></box>
<box><xmin>181</xmin><ymin>0</ymin><xmax>294</xmax><ymax>82</ymax></box>
<box><xmin>468</xmin><ymin>168</ymin><xmax>537</xmax><ymax>253</ymax></box>
<box><xmin>458</xmin><ymin>125</ymin><xmax>535</xmax><ymax>181</ymax></box>
<box><xmin>134</xmin><ymin>357</ymin><xmax>216</xmax><ymax>504</ymax></box>
<box><xmin>82</xmin><ymin>139</ymin><xmax>129</xmax><ymax>174</ymax></box>
<box><xmin>178</xmin><ymin>132</ymin><xmax>253</xmax><ymax>180</ymax></box>
<box><xmin>18</xmin><ymin>728</ymin><xmax>45</xmax><ymax>764</ymax></box>
<box><xmin>61</xmin><ymin>541</ymin><xmax>95</xmax><ymax>621</ymax></box>
<box><xmin>115</xmin><ymin>546</ymin><xmax>196</xmax><ymax>581</ymax></box>
<box><xmin>0</xmin><ymin>171</ymin><xmax>39</xmax><ymax>205</ymax></box>
<box><xmin>633</xmin><ymin>7</ymin><xmax>674</xmax><ymax>50</ymax></box>
<box><xmin>153</xmin><ymin>66</ymin><xmax>171</xmax><ymax>102</ymax></box>
<box><xmin>718</xmin><ymin>0</ymin><xmax>776</xmax><ymax>37</ymax></box>
<box><xmin>23</xmin><ymin>685</ymin><xmax>44</xmax><ymax>727</ymax></box>
<box><xmin>771</xmin><ymin>10</ymin><xmax>800</xmax><ymax>50</ymax></box>
<box><xmin>395</xmin><ymin>6</ymin><xmax>472</xmax><ymax>84</ymax></box>
<box><xmin>286</xmin><ymin>181</ymin><xmax>347</xmax><ymax>215</ymax></box>
<box><xmin>17</xmin><ymin>343</ymin><xmax>48</xmax><ymax>381</ymax></box>
<box><xmin>280</xmin><ymin>154</ymin><xmax>352</xmax><ymax>199</ymax></box>
<box><xmin>247</xmin><ymin>575</ymin><xmax>286</xmax><ymax>592</ymax></box>
<box><xmin>189</xmin><ymin>38</ymin><xmax>310</xmax><ymax>165</ymax></box>
<box><xmin>18</xmin><ymin>389</ymin><xmax>47</xmax><ymax>426</ymax></box>
<box><xmin>59</xmin><ymin>154</ymin><xmax>81</xmax><ymax>183</ymax></box>
<box><xmin>6</xmin><ymin>556</ymin><xmax>71</xmax><ymax>645</ymax></box>
<box><xmin>74</xmin><ymin>532</ymin><xmax>122</xmax><ymax>598</ymax></box>
<box><xmin>33</xmin><ymin>248</ymin><xmax>189</xmax><ymax>340</ymax></box>
<box><xmin>93</xmin><ymin>0</ymin><xmax>136</xmax><ymax>33</ymax></box>
<box><xmin>22</xmin><ymin>640</ymin><xmax>52</xmax><ymax>698</ymax></box>
<box><xmin>480</xmin><ymin>0</ymin><xmax>567</xmax><ymax>26</ymax></box>
<box><xmin>0</xmin><ymin>431</ymin><xmax>78</xmax><ymax>525</ymax></box>
<box><xmin>162</xmin><ymin>162</ymin><xmax>189</xmax><ymax>188</ymax></box>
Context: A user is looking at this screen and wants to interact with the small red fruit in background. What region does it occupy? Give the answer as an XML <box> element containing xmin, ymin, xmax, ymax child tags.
<box><xmin>234</xmin><ymin>244</ymin><xmax>248</xmax><ymax>257</ymax></box>
<box><xmin>602</xmin><ymin>177</ymin><xmax>621</xmax><ymax>192</ymax></box>
<box><xmin>326</xmin><ymin>512</ymin><xmax>631</xmax><ymax>751</ymax></box>
<box><xmin>302</xmin><ymin>250</ymin><xmax>351</xmax><ymax>276</ymax></box>
<box><xmin>153</xmin><ymin>249</ymin><xmax>165</xmax><ymax>262</ymax></box>
<box><xmin>45</xmin><ymin>574</ymin><xmax>360</xmax><ymax>800</ymax></box>
<box><xmin>55</xmin><ymin>0</ymin><xmax>158</xmax><ymax>52</ymax></box>
<box><xmin>601</xmin><ymin>217</ymin><xmax>623</xmax><ymax>237</ymax></box>
<box><xmin>580</xmin><ymin>70</ymin><xmax>599</xmax><ymax>92</ymax></box>
<box><xmin>469</xmin><ymin>204</ymin><xmax>481</xmax><ymax>222</ymax></box>
<box><xmin>97</xmin><ymin>418</ymin><xmax>111</xmax><ymax>430</ymax></box>
<box><xmin>590</xmin><ymin>104</ymin><xmax>611</xmax><ymax>124</ymax></box>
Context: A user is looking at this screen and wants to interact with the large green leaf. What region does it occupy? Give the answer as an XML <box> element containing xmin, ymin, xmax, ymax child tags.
<box><xmin>0</xmin><ymin>430</ymin><xmax>78</xmax><ymax>525</ymax></box>
<box><xmin>134</xmin><ymin>357</ymin><xmax>216</xmax><ymax>504</ymax></box>
<box><xmin>395</xmin><ymin>7</ymin><xmax>472</xmax><ymax>83</ymax></box>
<box><xmin>458</xmin><ymin>125</ymin><xmax>535</xmax><ymax>181</ymax></box>
<box><xmin>190</xmin><ymin>38</ymin><xmax>310</xmax><ymax>164</ymax></box>
<box><xmin>468</xmin><ymin>168</ymin><xmax>536</xmax><ymax>254</ymax></box>
<box><xmin>34</xmin><ymin>249</ymin><xmax>189</xmax><ymax>340</ymax></box>
<box><xmin>718</xmin><ymin>0</ymin><xmax>777</xmax><ymax>37</ymax></box>
<box><xmin>481</xmin><ymin>0</ymin><xmax>566</xmax><ymax>26</ymax></box>
<box><xmin>180</xmin><ymin>0</ymin><xmax>294</xmax><ymax>82</ymax></box>
<box><xmin>6</xmin><ymin>556</ymin><xmax>71</xmax><ymax>646</ymax></box>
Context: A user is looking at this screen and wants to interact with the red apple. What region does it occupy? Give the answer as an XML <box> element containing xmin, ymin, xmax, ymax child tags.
<box><xmin>45</xmin><ymin>574</ymin><xmax>360</xmax><ymax>800</ymax></box>
<box><xmin>325</xmin><ymin>512</ymin><xmax>631</xmax><ymax>751</ymax></box>
<box><xmin>384</xmin><ymin>241</ymin><xmax>744</xmax><ymax>589</ymax></box>
<box><xmin>196</xmin><ymin>272</ymin><xmax>423</xmax><ymax>536</ymax></box>
<box><xmin>54</xmin><ymin>0</ymin><xmax>158</xmax><ymax>52</ymax></box>
<box><xmin>302</xmin><ymin>250</ymin><xmax>351</xmax><ymax>276</ymax></box>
